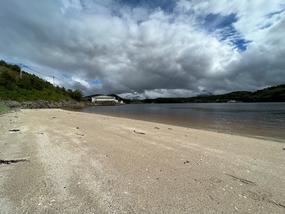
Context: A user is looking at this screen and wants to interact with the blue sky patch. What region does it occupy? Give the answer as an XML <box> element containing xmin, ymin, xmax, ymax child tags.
<box><xmin>202</xmin><ymin>13</ymin><xmax>250</xmax><ymax>51</ymax></box>
<box><xmin>89</xmin><ymin>79</ymin><xmax>102</xmax><ymax>86</ymax></box>
<box><xmin>266</xmin><ymin>8</ymin><xmax>285</xmax><ymax>18</ymax></box>
<box><xmin>204</xmin><ymin>13</ymin><xmax>238</xmax><ymax>32</ymax></box>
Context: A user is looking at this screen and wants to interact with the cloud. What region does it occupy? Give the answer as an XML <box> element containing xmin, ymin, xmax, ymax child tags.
<box><xmin>0</xmin><ymin>0</ymin><xmax>284</xmax><ymax>97</ymax></box>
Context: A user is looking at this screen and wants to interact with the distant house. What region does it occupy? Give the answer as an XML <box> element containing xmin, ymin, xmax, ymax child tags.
<box><xmin>85</xmin><ymin>94</ymin><xmax>124</xmax><ymax>105</ymax></box>
<box><xmin>227</xmin><ymin>100</ymin><xmax>237</xmax><ymax>103</ymax></box>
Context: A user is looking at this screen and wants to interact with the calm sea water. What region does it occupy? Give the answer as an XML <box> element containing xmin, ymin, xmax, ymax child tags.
<box><xmin>82</xmin><ymin>103</ymin><xmax>285</xmax><ymax>142</ymax></box>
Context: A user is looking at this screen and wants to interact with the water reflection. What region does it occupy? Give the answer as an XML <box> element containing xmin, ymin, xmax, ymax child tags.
<box><xmin>82</xmin><ymin>103</ymin><xmax>285</xmax><ymax>142</ymax></box>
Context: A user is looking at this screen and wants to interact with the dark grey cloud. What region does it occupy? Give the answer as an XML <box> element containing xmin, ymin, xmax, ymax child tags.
<box><xmin>0</xmin><ymin>0</ymin><xmax>284</xmax><ymax>97</ymax></box>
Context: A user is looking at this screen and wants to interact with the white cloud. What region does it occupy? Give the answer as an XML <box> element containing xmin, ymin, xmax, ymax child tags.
<box><xmin>190</xmin><ymin>0</ymin><xmax>285</xmax><ymax>41</ymax></box>
<box><xmin>71</xmin><ymin>76</ymin><xmax>91</xmax><ymax>89</ymax></box>
<box><xmin>0</xmin><ymin>0</ymin><xmax>284</xmax><ymax>97</ymax></box>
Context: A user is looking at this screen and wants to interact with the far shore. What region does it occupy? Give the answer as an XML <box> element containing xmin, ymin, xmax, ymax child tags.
<box><xmin>0</xmin><ymin>109</ymin><xmax>285</xmax><ymax>213</ymax></box>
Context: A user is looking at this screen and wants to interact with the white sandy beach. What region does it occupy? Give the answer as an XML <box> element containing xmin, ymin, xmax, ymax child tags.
<box><xmin>0</xmin><ymin>109</ymin><xmax>284</xmax><ymax>213</ymax></box>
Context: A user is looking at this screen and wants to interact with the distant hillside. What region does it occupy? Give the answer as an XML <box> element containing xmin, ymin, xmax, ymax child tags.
<box><xmin>125</xmin><ymin>85</ymin><xmax>285</xmax><ymax>104</ymax></box>
<box><xmin>0</xmin><ymin>60</ymin><xmax>82</xmax><ymax>102</ymax></box>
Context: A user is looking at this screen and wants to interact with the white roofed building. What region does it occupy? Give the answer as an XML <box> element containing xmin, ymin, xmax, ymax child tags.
<box><xmin>89</xmin><ymin>95</ymin><xmax>123</xmax><ymax>105</ymax></box>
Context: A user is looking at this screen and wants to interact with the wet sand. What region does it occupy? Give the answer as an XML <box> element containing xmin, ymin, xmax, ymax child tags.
<box><xmin>0</xmin><ymin>109</ymin><xmax>285</xmax><ymax>213</ymax></box>
<box><xmin>82</xmin><ymin>103</ymin><xmax>285</xmax><ymax>142</ymax></box>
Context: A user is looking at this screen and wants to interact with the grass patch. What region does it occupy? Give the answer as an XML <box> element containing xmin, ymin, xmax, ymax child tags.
<box><xmin>0</xmin><ymin>103</ymin><xmax>9</xmax><ymax>114</ymax></box>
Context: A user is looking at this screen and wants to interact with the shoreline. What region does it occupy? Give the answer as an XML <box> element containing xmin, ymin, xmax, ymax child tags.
<box><xmin>2</xmin><ymin>100</ymin><xmax>285</xmax><ymax>143</ymax></box>
<box><xmin>1</xmin><ymin>109</ymin><xmax>285</xmax><ymax>213</ymax></box>
<box><xmin>3</xmin><ymin>106</ymin><xmax>284</xmax><ymax>143</ymax></box>
<box><xmin>78</xmin><ymin>108</ymin><xmax>285</xmax><ymax>144</ymax></box>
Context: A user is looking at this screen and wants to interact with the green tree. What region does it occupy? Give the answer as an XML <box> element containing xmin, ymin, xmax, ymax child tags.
<box><xmin>69</xmin><ymin>89</ymin><xmax>83</xmax><ymax>101</ymax></box>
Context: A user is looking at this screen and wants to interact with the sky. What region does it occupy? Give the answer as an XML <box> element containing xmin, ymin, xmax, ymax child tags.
<box><xmin>0</xmin><ymin>0</ymin><xmax>285</xmax><ymax>98</ymax></box>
